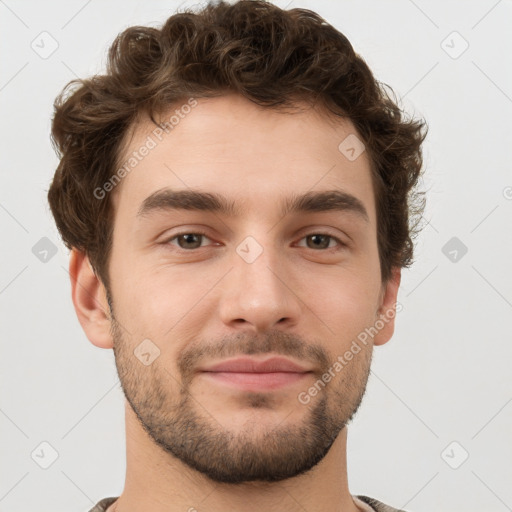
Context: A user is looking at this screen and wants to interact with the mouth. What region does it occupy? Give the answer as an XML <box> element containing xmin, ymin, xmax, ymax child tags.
<box><xmin>198</xmin><ymin>356</ymin><xmax>314</xmax><ymax>391</ymax></box>
<box><xmin>200</xmin><ymin>370</ymin><xmax>313</xmax><ymax>391</ymax></box>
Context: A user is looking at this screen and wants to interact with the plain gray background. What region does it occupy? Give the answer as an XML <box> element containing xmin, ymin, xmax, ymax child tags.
<box><xmin>1</xmin><ymin>1</ymin><xmax>511</xmax><ymax>511</ymax></box>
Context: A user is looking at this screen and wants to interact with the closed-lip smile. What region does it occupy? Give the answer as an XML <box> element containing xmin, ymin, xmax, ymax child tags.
<box><xmin>198</xmin><ymin>356</ymin><xmax>312</xmax><ymax>373</ymax></box>
<box><xmin>197</xmin><ymin>356</ymin><xmax>314</xmax><ymax>391</ymax></box>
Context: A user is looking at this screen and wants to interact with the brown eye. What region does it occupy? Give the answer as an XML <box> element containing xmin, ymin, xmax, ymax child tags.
<box><xmin>299</xmin><ymin>234</ymin><xmax>344</xmax><ymax>250</ymax></box>
<box><xmin>177</xmin><ymin>234</ymin><xmax>204</xmax><ymax>249</ymax></box>
<box><xmin>307</xmin><ymin>234</ymin><xmax>330</xmax><ymax>249</ymax></box>
<box><xmin>165</xmin><ymin>232</ymin><xmax>211</xmax><ymax>250</ymax></box>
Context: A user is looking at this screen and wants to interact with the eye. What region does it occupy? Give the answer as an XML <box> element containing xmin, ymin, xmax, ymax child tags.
<box><xmin>165</xmin><ymin>231</ymin><xmax>213</xmax><ymax>250</ymax></box>
<box><xmin>162</xmin><ymin>231</ymin><xmax>346</xmax><ymax>252</ymax></box>
<box><xmin>297</xmin><ymin>233</ymin><xmax>346</xmax><ymax>251</ymax></box>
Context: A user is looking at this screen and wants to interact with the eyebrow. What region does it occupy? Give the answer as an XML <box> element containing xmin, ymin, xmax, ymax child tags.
<box><xmin>136</xmin><ymin>188</ymin><xmax>369</xmax><ymax>223</ymax></box>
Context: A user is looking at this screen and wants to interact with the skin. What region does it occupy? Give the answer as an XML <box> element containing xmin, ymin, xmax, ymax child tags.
<box><xmin>70</xmin><ymin>92</ymin><xmax>401</xmax><ymax>512</ymax></box>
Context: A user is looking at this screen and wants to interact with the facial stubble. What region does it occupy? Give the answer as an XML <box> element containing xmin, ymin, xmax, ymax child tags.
<box><xmin>108</xmin><ymin>301</ymin><xmax>373</xmax><ymax>485</ymax></box>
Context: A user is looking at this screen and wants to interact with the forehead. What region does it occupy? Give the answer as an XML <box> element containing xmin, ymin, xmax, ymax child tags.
<box><xmin>110</xmin><ymin>93</ymin><xmax>376</xmax><ymax>224</ymax></box>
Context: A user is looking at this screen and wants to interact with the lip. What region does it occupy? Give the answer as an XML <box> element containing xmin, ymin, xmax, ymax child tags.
<box><xmin>198</xmin><ymin>356</ymin><xmax>311</xmax><ymax>373</ymax></box>
<box><xmin>198</xmin><ymin>356</ymin><xmax>313</xmax><ymax>392</ymax></box>
<box><xmin>201</xmin><ymin>371</ymin><xmax>311</xmax><ymax>391</ymax></box>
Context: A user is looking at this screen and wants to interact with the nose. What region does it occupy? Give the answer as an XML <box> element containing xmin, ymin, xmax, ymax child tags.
<box><xmin>218</xmin><ymin>242</ymin><xmax>302</xmax><ymax>333</ymax></box>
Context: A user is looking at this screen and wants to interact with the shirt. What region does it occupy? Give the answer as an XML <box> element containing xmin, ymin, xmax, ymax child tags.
<box><xmin>88</xmin><ymin>494</ymin><xmax>408</xmax><ymax>511</ymax></box>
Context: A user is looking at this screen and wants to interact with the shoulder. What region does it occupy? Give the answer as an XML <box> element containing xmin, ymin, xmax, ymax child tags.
<box><xmin>87</xmin><ymin>497</ymin><xmax>119</xmax><ymax>512</ymax></box>
<box><xmin>355</xmin><ymin>494</ymin><xmax>409</xmax><ymax>512</ymax></box>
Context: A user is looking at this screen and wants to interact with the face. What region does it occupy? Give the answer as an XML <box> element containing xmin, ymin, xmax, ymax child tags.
<box><xmin>103</xmin><ymin>93</ymin><xmax>399</xmax><ymax>484</ymax></box>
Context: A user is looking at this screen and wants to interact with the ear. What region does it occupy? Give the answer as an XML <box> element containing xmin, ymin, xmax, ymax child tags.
<box><xmin>69</xmin><ymin>249</ymin><xmax>113</xmax><ymax>349</ymax></box>
<box><xmin>372</xmin><ymin>266</ymin><xmax>401</xmax><ymax>347</ymax></box>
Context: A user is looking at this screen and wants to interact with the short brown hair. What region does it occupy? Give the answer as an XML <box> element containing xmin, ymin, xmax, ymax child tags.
<box><xmin>48</xmin><ymin>0</ymin><xmax>427</xmax><ymax>291</ymax></box>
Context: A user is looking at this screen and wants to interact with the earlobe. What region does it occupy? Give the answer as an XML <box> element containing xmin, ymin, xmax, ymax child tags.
<box><xmin>69</xmin><ymin>249</ymin><xmax>114</xmax><ymax>349</ymax></box>
<box><xmin>373</xmin><ymin>266</ymin><xmax>401</xmax><ymax>347</ymax></box>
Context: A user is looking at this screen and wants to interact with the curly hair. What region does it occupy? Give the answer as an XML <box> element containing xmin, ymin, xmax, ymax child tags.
<box><xmin>47</xmin><ymin>0</ymin><xmax>427</xmax><ymax>291</ymax></box>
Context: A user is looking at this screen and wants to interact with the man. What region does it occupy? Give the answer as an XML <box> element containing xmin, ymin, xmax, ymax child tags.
<box><xmin>47</xmin><ymin>1</ymin><xmax>427</xmax><ymax>511</ymax></box>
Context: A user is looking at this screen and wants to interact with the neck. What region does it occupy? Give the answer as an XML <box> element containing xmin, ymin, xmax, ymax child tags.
<box><xmin>111</xmin><ymin>401</ymin><xmax>361</xmax><ymax>512</ymax></box>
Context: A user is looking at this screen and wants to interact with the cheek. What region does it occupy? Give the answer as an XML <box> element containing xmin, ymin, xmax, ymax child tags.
<box><xmin>114</xmin><ymin>262</ymin><xmax>214</xmax><ymax>341</ymax></box>
<box><xmin>307</xmin><ymin>271</ymin><xmax>381</xmax><ymax>340</ymax></box>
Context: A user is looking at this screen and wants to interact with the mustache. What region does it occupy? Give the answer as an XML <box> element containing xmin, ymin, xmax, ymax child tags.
<box><xmin>178</xmin><ymin>330</ymin><xmax>330</xmax><ymax>378</ymax></box>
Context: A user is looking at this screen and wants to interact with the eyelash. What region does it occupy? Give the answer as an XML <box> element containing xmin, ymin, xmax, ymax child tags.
<box><xmin>162</xmin><ymin>231</ymin><xmax>347</xmax><ymax>253</ymax></box>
